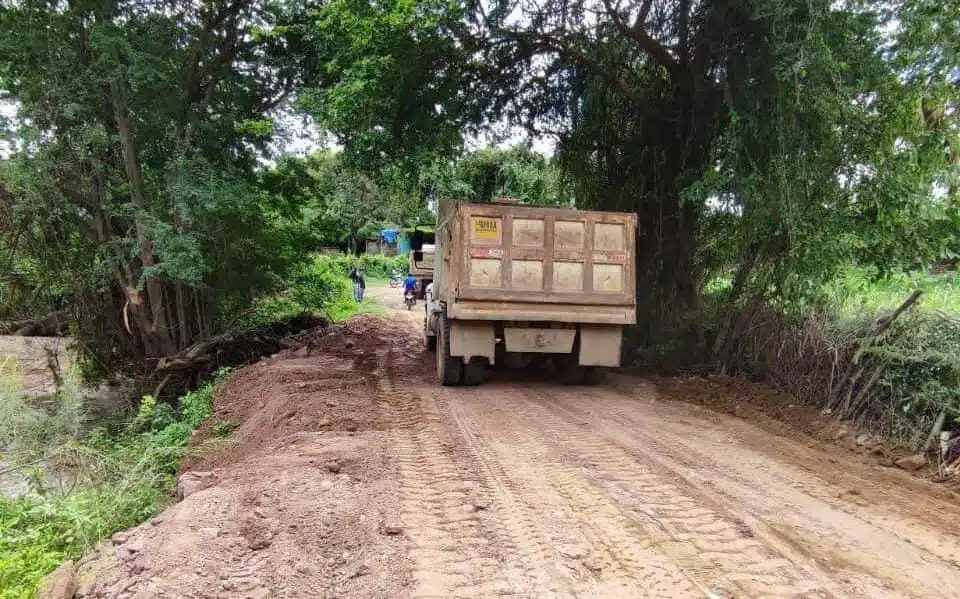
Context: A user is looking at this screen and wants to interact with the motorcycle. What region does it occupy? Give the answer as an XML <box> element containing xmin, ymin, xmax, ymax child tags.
<box><xmin>404</xmin><ymin>289</ymin><xmax>416</xmax><ymax>310</ymax></box>
<box><xmin>389</xmin><ymin>270</ymin><xmax>402</xmax><ymax>288</ymax></box>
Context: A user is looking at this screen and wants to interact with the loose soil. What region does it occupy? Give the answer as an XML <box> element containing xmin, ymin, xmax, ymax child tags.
<box><xmin>73</xmin><ymin>287</ymin><xmax>960</xmax><ymax>598</ymax></box>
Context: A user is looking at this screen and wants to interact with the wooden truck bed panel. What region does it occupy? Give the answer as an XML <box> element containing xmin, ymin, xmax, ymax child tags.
<box><xmin>450</xmin><ymin>204</ymin><xmax>637</xmax><ymax>308</ymax></box>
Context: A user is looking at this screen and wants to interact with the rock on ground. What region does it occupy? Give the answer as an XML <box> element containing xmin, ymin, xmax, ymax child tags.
<box><xmin>895</xmin><ymin>454</ymin><xmax>929</xmax><ymax>472</ymax></box>
<box><xmin>38</xmin><ymin>560</ymin><xmax>76</xmax><ymax>599</ymax></box>
<box><xmin>176</xmin><ymin>471</ymin><xmax>216</xmax><ymax>499</ymax></box>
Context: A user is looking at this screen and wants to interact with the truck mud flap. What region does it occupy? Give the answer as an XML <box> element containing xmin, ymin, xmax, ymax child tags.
<box><xmin>578</xmin><ymin>325</ymin><xmax>622</xmax><ymax>367</ymax></box>
<box><xmin>449</xmin><ymin>321</ymin><xmax>496</xmax><ymax>363</ymax></box>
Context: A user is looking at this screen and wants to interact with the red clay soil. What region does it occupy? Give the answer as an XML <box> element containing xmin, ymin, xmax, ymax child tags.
<box><xmin>655</xmin><ymin>374</ymin><xmax>960</xmax><ymax>490</ymax></box>
<box><xmin>74</xmin><ymin>316</ymin><xmax>417</xmax><ymax>599</ymax></box>
<box><xmin>71</xmin><ymin>299</ymin><xmax>960</xmax><ymax>599</ymax></box>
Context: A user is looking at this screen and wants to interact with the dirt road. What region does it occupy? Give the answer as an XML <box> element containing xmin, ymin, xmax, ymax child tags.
<box><xmin>76</xmin><ymin>287</ymin><xmax>960</xmax><ymax>599</ymax></box>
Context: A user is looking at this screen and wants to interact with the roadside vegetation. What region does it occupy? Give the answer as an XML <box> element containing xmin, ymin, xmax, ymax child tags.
<box><xmin>695</xmin><ymin>270</ymin><xmax>960</xmax><ymax>450</ymax></box>
<box><xmin>226</xmin><ymin>254</ymin><xmax>402</xmax><ymax>330</ymax></box>
<box><xmin>0</xmin><ymin>361</ymin><xmax>226</xmax><ymax>598</ymax></box>
<box><xmin>1</xmin><ymin>0</ymin><xmax>959</xmax><ymax>593</ymax></box>
<box><xmin>0</xmin><ymin>252</ymin><xmax>389</xmax><ymax>598</ymax></box>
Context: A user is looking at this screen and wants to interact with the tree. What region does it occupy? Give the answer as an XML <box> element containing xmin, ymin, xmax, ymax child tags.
<box><xmin>300</xmin><ymin>0</ymin><xmax>960</xmax><ymax>347</ymax></box>
<box><xmin>260</xmin><ymin>150</ymin><xmax>436</xmax><ymax>254</ymax></box>
<box><xmin>435</xmin><ymin>145</ymin><xmax>571</xmax><ymax>206</ymax></box>
<box><xmin>0</xmin><ymin>0</ymin><xmax>313</xmax><ymax>367</ymax></box>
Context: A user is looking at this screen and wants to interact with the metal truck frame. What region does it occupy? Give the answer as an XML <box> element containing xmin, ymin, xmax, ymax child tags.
<box><xmin>424</xmin><ymin>200</ymin><xmax>637</xmax><ymax>386</ymax></box>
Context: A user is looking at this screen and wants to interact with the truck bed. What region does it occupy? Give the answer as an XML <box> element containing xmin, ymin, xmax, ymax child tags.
<box><xmin>441</xmin><ymin>203</ymin><xmax>637</xmax><ymax>324</ymax></box>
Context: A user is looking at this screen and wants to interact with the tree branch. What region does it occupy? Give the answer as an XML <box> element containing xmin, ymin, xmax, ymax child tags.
<box><xmin>503</xmin><ymin>29</ymin><xmax>643</xmax><ymax>105</ymax></box>
<box><xmin>600</xmin><ymin>0</ymin><xmax>679</xmax><ymax>75</ymax></box>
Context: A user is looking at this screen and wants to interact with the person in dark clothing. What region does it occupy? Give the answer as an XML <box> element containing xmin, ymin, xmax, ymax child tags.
<box><xmin>349</xmin><ymin>266</ymin><xmax>366</xmax><ymax>302</ymax></box>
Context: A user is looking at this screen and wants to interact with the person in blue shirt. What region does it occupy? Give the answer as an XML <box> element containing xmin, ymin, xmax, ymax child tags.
<box><xmin>404</xmin><ymin>274</ymin><xmax>417</xmax><ymax>295</ymax></box>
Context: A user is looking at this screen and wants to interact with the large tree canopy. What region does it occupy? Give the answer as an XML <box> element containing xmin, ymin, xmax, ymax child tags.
<box><xmin>0</xmin><ymin>0</ymin><xmax>314</xmax><ymax>363</ymax></box>
<box><xmin>303</xmin><ymin>0</ymin><xmax>960</xmax><ymax>344</ymax></box>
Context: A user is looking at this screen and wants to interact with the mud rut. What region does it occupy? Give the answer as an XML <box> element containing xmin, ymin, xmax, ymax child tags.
<box><xmin>371</xmin><ymin>287</ymin><xmax>960</xmax><ymax>599</ymax></box>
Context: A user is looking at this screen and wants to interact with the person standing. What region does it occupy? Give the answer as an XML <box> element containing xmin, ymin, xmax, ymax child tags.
<box><xmin>349</xmin><ymin>265</ymin><xmax>366</xmax><ymax>302</ymax></box>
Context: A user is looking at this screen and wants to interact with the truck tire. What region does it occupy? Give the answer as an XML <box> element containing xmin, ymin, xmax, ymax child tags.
<box><xmin>437</xmin><ymin>313</ymin><xmax>463</xmax><ymax>386</ymax></box>
<box><xmin>559</xmin><ymin>363</ymin><xmax>587</xmax><ymax>385</ymax></box>
<box><xmin>463</xmin><ymin>357</ymin><xmax>487</xmax><ymax>386</ymax></box>
<box><xmin>584</xmin><ymin>366</ymin><xmax>606</xmax><ymax>385</ymax></box>
<box><xmin>558</xmin><ymin>336</ymin><xmax>586</xmax><ymax>385</ymax></box>
<box><xmin>424</xmin><ymin>314</ymin><xmax>437</xmax><ymax>351</ymax></box>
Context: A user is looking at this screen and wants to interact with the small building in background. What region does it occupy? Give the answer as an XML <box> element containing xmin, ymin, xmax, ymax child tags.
<box><xmin>365</xmin><ymin>228</ymin><xmax>401</xmax><ymax>256</ymax></box>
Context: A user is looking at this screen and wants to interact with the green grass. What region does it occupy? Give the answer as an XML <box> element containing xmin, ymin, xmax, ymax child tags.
<box><xmin>326</xmin><ymin>297</ymin><xmax>386</xmax><ymax>322</ymax></box>
<box><xmin>231</xmin><ymin>254</ymin><xmax>394</xmax><ymax>328</ymax></box>
<box><xmin>0</xmin><ymin>368</ymin><xmax>229</xmax><ymax>599</ymax></box>
<box><xmin>828</xmin><ymin>267</ymin><xmax>960</xmax><ymax>317</ymax></box>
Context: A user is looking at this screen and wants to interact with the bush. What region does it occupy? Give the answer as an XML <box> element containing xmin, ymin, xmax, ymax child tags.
<box><xmin>230</xmin><ymin>254</ymin><xmax>393</xmax><ymax>329</ymax></box>
<box><xmin>0</xmin><ymin>370</ymin><xmax>230</xmax><ymax>599</ymax></box>
<box><xmin>628</xmin><ymin>266</ymin><xmax>960</xmax><ymax>450</ymax></box>
<box><xmin>322</xmin><ymin>253</ymin><xmax>407</xmax><ymax>280</ymax></box>
<box><xmin>212</xmin><ymin>420</ymin><xmax>235</xmax><ymax>438</ymax></box>
<box><xmin>712</xmin><ymin>293</ymin><xmax>960</xmax><ymax>450</ymax></box>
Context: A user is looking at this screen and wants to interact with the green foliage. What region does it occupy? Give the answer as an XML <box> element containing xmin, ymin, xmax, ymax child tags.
<box><xmin>212</xmin><ymin>420</ymin><xmax>235</xmax><ymax>439</ymax></box>
<box><xmin>320</xmin><ymin>254</ymin><xmax>407</xmax><ymax>280</ymax></box>
<box><xmin>0</xmin><ymin>360</ymin><xmax>85</xmax><ymax>467</ymax></box>
<box><xmin>180</xmin><ymin>369</ymin><xmax>230</xmax><ymax>429</ymax></box>
<box><xmin>687</xmin><ymin>267</ymin><xmax>960</xmax><ymax>449</ymax></box>
<box><xmin>0</xmin><ymin>370</ymin><xmax>230</xmax><ymax>598</ymax></box>
<box><xmin>828</xmin><ymin>268</ymin><xmax>960</xmax><ymax>316</ymax></box>
<box><xmin>0</xmin><ymin>0</ymin><xmax>316</xmax><ymax>365</ymax></box>
<box><xmin>259</xmin><ymin>151</ymin><xmax>433</xmax><ymax>254</ymax></box>
<box><xmin>433</xmin><ymin>146</ymin><xmax>572</xmax><ymax>206</ymax></box>
<box><xmin>299</xmin><ymin>0</ymin><xmax>471</xmax><ymax>174</ymax></box>
<box><xmin>872</xmin><ymin>313</ymin><xmax>960</xmax><ymax>433</ymax></box>
<box><xmin>224</xmin><ymin>254</ymin><xmax>395</xmax><ymax>330</ymax></box>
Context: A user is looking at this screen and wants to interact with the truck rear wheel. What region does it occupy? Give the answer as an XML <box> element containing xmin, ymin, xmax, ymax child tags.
<box><xmin>584</xmin><ymin>366</ymin><xmax>605</xmax><ymax>385</ymax></box>
<box><xmin>463</xmin><ymin>357</ymin><xmax>487</xmax><ymax>386</ymax></box>
<box><xmin>437</xmin><ymin>314</ymin><xmax>463</xmax><ymax>386</ymax></box>
<box><xmin>559</xmin><ymin>363</ymin><xmax>587</xmax><ymax>385</ymax></box>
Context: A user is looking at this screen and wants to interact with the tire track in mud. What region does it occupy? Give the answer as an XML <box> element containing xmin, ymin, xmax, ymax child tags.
<box><xmin>555</xmin><ymin>388</ymin><xmax>959</xmax><ymax>598</ymax></box>
<box><xmin>445</xmin><ymin>385</ymin><xmax>706</xmax><ymax>598</ymax></box>
<box><xmin>432</xmin><ymin>385</ymin><xmax>583</xmax><ymax>598</ymax></box>
<box><xmin>508</xmin><ymin>384</ymin><xmax>841</xmax><ymax>599</ymax></box>
<box><xmin>374</xmin><ymin>352</ymin><xmax>511</xmax><ymax>598</ymax></box>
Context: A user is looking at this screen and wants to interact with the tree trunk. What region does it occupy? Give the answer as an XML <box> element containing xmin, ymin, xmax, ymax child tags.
<box><xmin>711</xmin><ymin>243</ymin><xmax>761</xmax><ymax>362</ymax></box>
<box><xmin>110</xmin><ymin>78</ymin><xmax>176</xmax><ymax>356</ymax></box>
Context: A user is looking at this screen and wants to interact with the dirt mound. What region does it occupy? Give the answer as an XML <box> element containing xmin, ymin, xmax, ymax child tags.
<box><xmin>75</xmin><ymin>316</ymin><xmax>413</xmax><ymax>599</ymax></box>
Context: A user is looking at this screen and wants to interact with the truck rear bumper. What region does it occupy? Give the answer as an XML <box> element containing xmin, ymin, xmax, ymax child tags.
<box><xmin>448</xmin><ymin>320</ymin><xmax>624</xmax><ymax>367</ymax></box>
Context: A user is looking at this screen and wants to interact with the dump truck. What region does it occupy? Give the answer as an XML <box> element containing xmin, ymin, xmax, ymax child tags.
<box><xmin>423</xmin><ymin>199</ymin><xmax>637</xmax><ymax>386</ymax></box>
<box><xmin>407</xmin><ymin>243</ymin><xmax>434</xmax><ymax>299</ymax></box>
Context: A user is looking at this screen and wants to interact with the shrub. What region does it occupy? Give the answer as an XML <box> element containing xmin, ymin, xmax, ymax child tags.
<box><xmin>321</xmin><ymin>253</ymin><xmax>407</xmax><ymax>280</ymax></box>
<box><xmin>212</xmin><ymin>420</ymin><xmax>235</xmax><ymax>438</ymax></box>
<box><xmin>0</xmin><ymin>370</ymin><xmax>230</xmax><ymax>598</ymax></box>
<box><xmin>714</xmin><ymin>295</ymin><xmax>960</xmax><ymax>450</ymax></box>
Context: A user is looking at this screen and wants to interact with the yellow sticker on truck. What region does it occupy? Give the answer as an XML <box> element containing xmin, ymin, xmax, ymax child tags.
<box><xmin>473</xmin><ymin>217</ymin><xmax>501</xmax><ymax>240</ymax></box>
